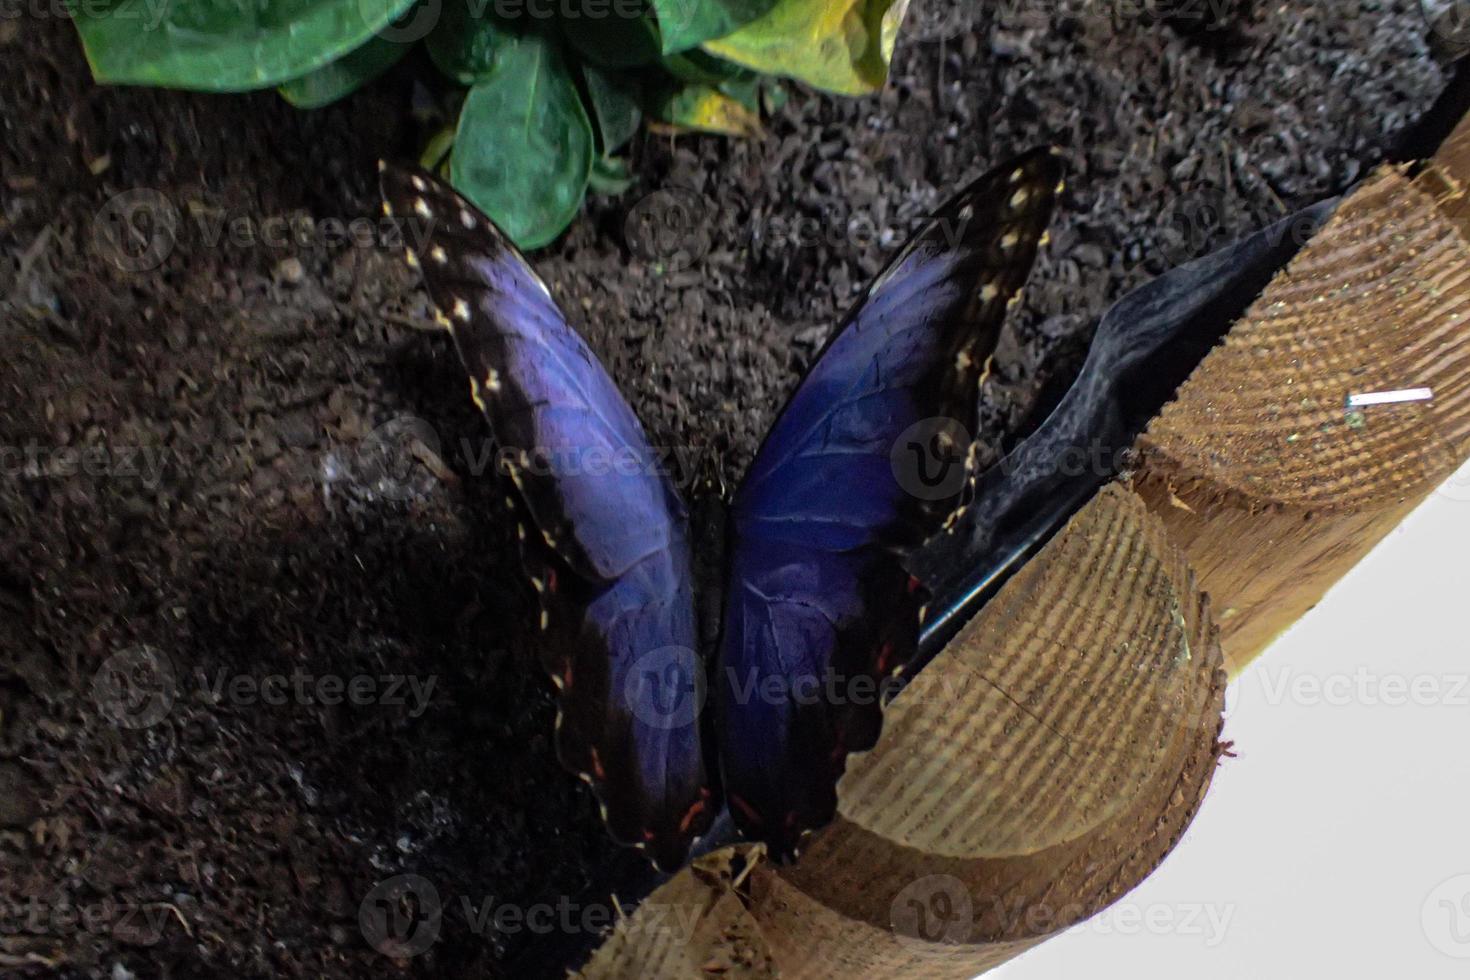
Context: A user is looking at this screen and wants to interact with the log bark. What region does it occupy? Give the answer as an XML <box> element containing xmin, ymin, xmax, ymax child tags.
<box><xmin>1130</xmin><ymin>163</ymin><xmax>1470</xmax><ymax>675</ymax></box>
<box><xmin>579</xmin><ymin>486</ymin><xmax>1227</xmax><ymax>978</ymax></box>
<box><xmin>577</xmin><ymin>126</ymin><xmax>1470</xmax><ymax>980</ymax></box>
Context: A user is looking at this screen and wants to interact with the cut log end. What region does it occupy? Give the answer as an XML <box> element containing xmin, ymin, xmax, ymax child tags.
<box><xmin>579</xmin><ymin>487</ymin><xmax>1227</xmax><ymax>979</ymax></box>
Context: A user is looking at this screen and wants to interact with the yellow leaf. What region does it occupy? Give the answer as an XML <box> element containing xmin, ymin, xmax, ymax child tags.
<box><xmin>656</xmin><ymin>85</ymin><xmax>764</xmax><ymax>138</ymax></box>
<box><xmin>702</xmin><ymin>0</ymin><xmax>910</xmax><ymax>97</ymax></box>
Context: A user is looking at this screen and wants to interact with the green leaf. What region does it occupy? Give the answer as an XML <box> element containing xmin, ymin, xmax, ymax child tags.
<box><xmin>661</xmin><ymin>48</ymin><xmax>749</xmax><ymax>85</ymax></box>
<box><xmin>761</xmin><ymin>78</ymin><xmax>788</xmax><ymax>114</ymax></box>
<box><xmin>717</xmin><ymin>74</ymin><xmax>761</xmax><ymax>112</ymax></box>
<box><xmin>425</xmin><ymin>0</ymin><xmax>501</xmax><ymax>83</ymax></box>
<box><xmin>278</xmin><ymin>34</ymin><xmax>408</xmax><ymax>108</ymax></box>
<box><xmin>588</xmin><ymin>156</ymin><xmax>637</xmax><ymax>195</ymax></box>
<box><xmin>583</xmin><ymin>66</ymin><xmax>643</xmax><ymax>153</ymax></box>
<box><xmin>559</xmin><ymin>1</ymin><xmax>660</xmax><ymax>68</ymax></box>
<box><xmin>73</xmin><ymin>0</ymin><xmax>420</xmax><ymax>91</ymax></box>
<box><xmin>451</xmin><ymin>32</ymin><xmax>594</xmax><ymax>250</ymax></box>
<box><xmin>655</xmin><ymin>83</ymin><xmax>762</xmax><ymax>137</ymax></box>
<box><xmin>419</xmin><ymin>125</ymin><xmax>456</xmax><ymax>170</ymax></box>
<box><xmin>702</xmin><ymin>0</ymin><xmax>911</xmax><ymax>96</ymax></box>
<box><xmin>651</xmin><ymin>0</ymin><xmax>778</xmax><ymax>54</ymax></box>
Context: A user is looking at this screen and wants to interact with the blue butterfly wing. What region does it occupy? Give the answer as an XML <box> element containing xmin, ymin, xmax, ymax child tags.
<box><xmin>380</xmin><ymin>165</ymin><xmax>715</xmax><ymax>870</ymax></box>
<box><xmin>719</xmin><ymin>149</ymin><xmax>1063</xmax><ymax>859</ymax></box>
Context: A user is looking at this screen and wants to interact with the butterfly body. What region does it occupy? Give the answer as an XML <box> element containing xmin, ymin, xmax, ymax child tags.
<box><xmin>380</xmin><ymin>150</ymin><xmax>1061</xmax><ymax>870</ymax></box>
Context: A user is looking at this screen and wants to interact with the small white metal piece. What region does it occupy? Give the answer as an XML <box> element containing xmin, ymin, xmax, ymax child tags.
<box><xmin>1346</xmin><ymin>388</ymin><xmax>1433</xmax><ymax>408</ymax></box>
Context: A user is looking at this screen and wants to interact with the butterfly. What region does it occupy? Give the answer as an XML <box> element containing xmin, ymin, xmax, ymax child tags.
<box><xmin>379</xmin><ymin>150</ymin><xmax>1062</xmax><ymax>871</ymax></box>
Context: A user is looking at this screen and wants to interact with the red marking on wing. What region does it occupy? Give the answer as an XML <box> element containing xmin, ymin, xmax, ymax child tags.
<box><xmin>678</xmin><ymin>789</ymin><xmax>712</xmax><ymax>833</ymax></box>
<box><xmin>875</xmin><ymin>640</ymin><xmax>896</xmax><ymax>675</ymax></box>
<box><xmin>729</xmin><ymin>793</ymin><xmax>762</xmax><ymax>828</ymax></box>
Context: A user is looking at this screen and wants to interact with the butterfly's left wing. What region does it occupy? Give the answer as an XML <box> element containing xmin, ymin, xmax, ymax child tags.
<box><xmin>380</xmin><ymin>164</ymin><xmax>715</xmax><ymax>871</ymax></box>
<box><xmin>719</xmin><ymin>149</ymin><xmax>1063</xmax><ymax>859</ymax></box>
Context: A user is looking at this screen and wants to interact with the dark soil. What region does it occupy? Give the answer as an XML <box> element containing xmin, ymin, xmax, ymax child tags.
<box><xmin>0</xmin><ymin>3</ymin><xmax>1443</xmax><ymax>977</ymax></box>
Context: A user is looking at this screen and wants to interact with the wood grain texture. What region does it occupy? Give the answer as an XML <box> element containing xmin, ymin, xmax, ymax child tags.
<box><xmin>1132</xmin><ymin>165</ymin><xmax>1470</xmax><ymax>674</ymax></box>
<box><xmin>578</xmin><ymin>486</ymin><xmax>1227</xmax><ymax>978</ymax></box>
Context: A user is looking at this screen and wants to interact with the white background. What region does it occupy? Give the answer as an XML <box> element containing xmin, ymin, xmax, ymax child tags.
<box><xmin>994</xmin><ymin>460</ymin><xmax>1470</xmax><ymax>979</ymax></box>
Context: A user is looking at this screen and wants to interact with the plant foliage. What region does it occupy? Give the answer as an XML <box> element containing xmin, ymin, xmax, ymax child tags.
<box><xmin>73</xmin><ymin>0</ymin><xmax>910</xmax><ymax>248</ymax></box>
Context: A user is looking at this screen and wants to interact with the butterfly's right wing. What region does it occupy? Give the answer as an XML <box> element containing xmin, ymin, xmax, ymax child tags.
<box><xmin>719</xmin><ymin>150</ymin><xmax>1064</xmax><ymax>859</ymax></box>
<box><xmin>380</xmin><ymin>164</ymin><xmax>715</xmax><ymax>870</ymax></box>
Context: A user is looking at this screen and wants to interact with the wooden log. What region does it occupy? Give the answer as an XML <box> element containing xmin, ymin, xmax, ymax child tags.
<box><xmin>578</xmin><ymin>486</ymin><xmax>1227</xmax><ymax>978</ymax></box>
<box><xmin>1130</xmin><ymin>163</ymin><xmax>1470</xmax><ymax>675</ymax></box>
<box><xmin>578</xmin><ymin>120</ymin><xmax>1470</xmax><ymax>980</ymax></box>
